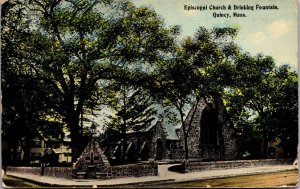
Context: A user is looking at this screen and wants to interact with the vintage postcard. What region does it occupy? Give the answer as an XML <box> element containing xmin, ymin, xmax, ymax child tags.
<box><xmin>1</xmin><ymin>0</ymin><xmax>298</xmax><ymax>188</ymax></box>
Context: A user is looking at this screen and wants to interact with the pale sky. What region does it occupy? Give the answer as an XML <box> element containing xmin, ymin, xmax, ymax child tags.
<box><xmin>133</xmin><ymin>0</ymin><xmax>298</xmax><ymax>70</ymax></box>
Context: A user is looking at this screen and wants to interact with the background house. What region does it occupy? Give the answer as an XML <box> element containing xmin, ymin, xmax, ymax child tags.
<box><xmin>3</xmin><ymin>134</ymin><xmax>73</xmax><ymax>166</ymax></box>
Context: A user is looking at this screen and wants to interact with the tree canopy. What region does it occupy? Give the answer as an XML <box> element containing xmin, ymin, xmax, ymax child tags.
<box><xmin>225</xmin><ymin>54</ymin><xmax>298</xmax><ymax>158</ymax></box>
<box><xmin>2</xmin><ymin>0</ymin><xmax>297</xmax><ymax>164</ymax></box>
<box><xmin>2</xmin><ymin>0</ymin><xmax>178</xmax><ymax>162</ymax></box>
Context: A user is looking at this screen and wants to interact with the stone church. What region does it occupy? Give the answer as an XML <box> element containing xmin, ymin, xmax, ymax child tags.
<box><xmin>175</xmin><ymin>96</ymin><xmax>238</xmax><ymax>160</ymax></box>
<box><xmin>103</xmin><ymin>96</ymin><xmax>238</xmax><ymax>162</ymax></box>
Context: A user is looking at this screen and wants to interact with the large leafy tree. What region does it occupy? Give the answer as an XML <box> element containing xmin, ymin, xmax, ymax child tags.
<box><xmin>100</xmin><ymin>3</ymin><xmax>178</xmax><ymax>162</ymax></box>
<box><xmin>2</xmin><ymin>1</ymin><xmax>65</xmax><ymax>164</ymax></box>
<box><xmin>2</xmin><ymin>0</ymin><xmax>122</xmax><ymax>162</ymax></box>
<box><xmin>150</xmin><ymin>57</ymin><xmax>196</xmax><ymax>161</ymax></box>
<box><xmin>225</xmin><ymin>54</ymin><xmax>298</xmax><ymax>158</ymax></box>
<box><xmin>2</xmin><ymin>0</ymin><xmax>178</xmax><ymax>162</ymax></box>
<box><xmin>150</xmin><ymin>27</ymin><xmax>240</xmax><ymax>160</ymax></box>
<box><xmin>271</xmin><ymin>65</ymin><xmax>298</xmax><ymax>157</ymax></box>
<box><xmin>104</xmin><ymin>71</ymin><xmax>157</xmax><ymax>162</ymax></box>
<box><xmin>181</xmin><ymin>27</ymin><xmax>239</xmax><ymax>97</ymax></box>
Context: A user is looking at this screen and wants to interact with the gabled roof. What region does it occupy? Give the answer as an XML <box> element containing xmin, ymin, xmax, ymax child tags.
<box><xmin>145</xmin><ymin>119</ymin><xmax>180</xmax><ymax>140</ymax></box>
<box><xmin>53</xmin><ymin>148</ymin><xmax>72</xmax><ymax>154</ymax></box>
<box><xmin>100</xmin><ymin>104</ymin><xmax>191</xmax><ymax>139</ymax></box>
<box><xmin>161</xmin><ymin>120</ymin><xmax>180</xmax><ymax>140</ymax></box>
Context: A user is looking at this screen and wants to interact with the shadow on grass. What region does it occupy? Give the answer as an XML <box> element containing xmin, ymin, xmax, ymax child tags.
<box><xmin>3</xmin><ymin>175</ymin><xmax>43</xmax><ymax>188</ymax></box>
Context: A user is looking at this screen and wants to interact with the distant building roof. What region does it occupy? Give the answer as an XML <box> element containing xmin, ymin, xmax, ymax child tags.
<box><xmin>162</xmin><ymin>120</ymin><xmax>180</xmax><ymax>140</ymax></box>
<box><xmin>101</xmin><ymin>104</ymin><xmax>192</xmax><ymax>140</ymax></box>
<box><xmin>143</xmin><ymin>119</ymin><xmax>180</xmax><ymax>140</ymax></box>
<box><xmin>53</xmin><ymin>148</ymin><xmax>72</xmax><ymax>154</ymax></box>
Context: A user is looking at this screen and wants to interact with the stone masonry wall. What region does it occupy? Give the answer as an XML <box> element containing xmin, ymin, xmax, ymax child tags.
<box><xmin>148</xmin><ymin>121</ymin><xmax>168</xmax><ymax>160</ymax></box>
<box><xmin>169</xmin><ymin>149</ymin><xmax>185</xmax><ymax>160</ymax></box>
<box><xmin>7</xmin><ymin>167</ymin><xmax>73</xmax><ymax>179</ymax></box>
<box><xmin>7</xmin><ymin>162</ymin><xmax>158</xmax><ymax>180</ymax></box>
<box><xmin>175</xmin><ymin>97</ymin><xmax>238</xmax><ymax>161</ymax></box>
<box><xmin>185</xmin><ymin>159</ymin><xmax>294</xmax><ymax>172</ymax></box>
<box><xmin>214</xmin><ymin>97</ymin><xmax>238</xmax><ymax>160</ymax></box>
<box><xmin>110</xmin><ymin>162</ymin><xmax>158</xmax><ymax>179</ymax></box>
<box><xmin>180</xmin><ymin>100</ymin><xmax>207</xmax><ymax>159</ymax></box>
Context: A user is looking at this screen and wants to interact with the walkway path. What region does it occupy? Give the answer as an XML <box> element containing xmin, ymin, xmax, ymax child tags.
<box><xmin>6</xmin><ymin>165</ymin><xmax>296</xmax><ymax>187</ymax></box>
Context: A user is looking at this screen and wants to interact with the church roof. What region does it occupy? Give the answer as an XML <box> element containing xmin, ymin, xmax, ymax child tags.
<box><xmin>144</xmin><ymin>119</ymin><xmax>180</xmax><ymax>140</ymax></box>
<box><xmin>162</xmin><ymin>121</ymin><xmax>180</xmax><ymax>140</ymax></box>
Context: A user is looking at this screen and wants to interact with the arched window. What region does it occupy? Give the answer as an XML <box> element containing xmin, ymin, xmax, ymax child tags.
<box><xmin>200</xmin><ymin>106</ymin><xmax>219</xmax><ymax>145</ymax></box>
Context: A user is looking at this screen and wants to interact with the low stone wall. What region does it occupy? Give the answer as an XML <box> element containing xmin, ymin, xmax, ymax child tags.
<box><xmin>185</xmin><ymin>159</ymin><xmax>294</xmax><ymax>172</ymax></box>
<box><xmin>7</xmin><ymin>162</ymin><xmax>158</xmax><ymax>180</ymax></box>
<box><xmin>7</xmin><ymin>166</ymin><xmax>73</xmax><ymax>179</ymax></box>
<box><xmin>42</xmin><ymin>167</ymin><xmax>73</xmax><ymax>178</ymax></box>
<box><xmin>110</xmin><ymin>162</ymin><xmax>158</xmax><ymax>179</ymax></box>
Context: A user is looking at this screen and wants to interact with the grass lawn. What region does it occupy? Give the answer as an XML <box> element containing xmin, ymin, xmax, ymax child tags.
<box><xmin>133</xmin><ymin>169</ymin><xmax>298</xmax><ymax>188</ymax></box>
<box><xmin>2</xmin><ymin>174</ymin><xmax>45</xmax><ymax>188</ymax></box>
<box><xmin>184</xmin><ymin>170</ymin><xmax>297</xmax><ymax>188</ymax></box>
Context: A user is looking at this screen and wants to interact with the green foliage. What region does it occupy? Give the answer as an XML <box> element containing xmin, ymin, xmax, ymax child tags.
<box><xmin>105</xmin><ymin>85</ymin><xmax>157</xmax><ymax>133</ymax></box>
<box><xmin>2</xmin><ymin>1</ymin><xmax>65</xmax><ymax>164</ymax></box>
<box><xmin>2</xmin><ymin>0</ymin><xmax>297</xmax><ymax>163</ymax></box>
<box><xmin>103</xmin><ymin>66</ymin><xmax>157</xmax><ymax>133</ymax></box>
<box><xmin>225</xmin><ymin>54</ymin><xmax>298</xmax><ymax>158</ymax></box>
<box><xmin>180</xmin><ymin>27</ymin><xmax>240</xmax><ymax>97</ymax></box>
<box><xmin>148</xmin><ymin>27</ymin><xmax>241</xmax><ymax>160</ymax></box>
<box><xmin>2</xmin><ymin>0</ymin><xmax>178</xmax><ymax>161</ymax></box>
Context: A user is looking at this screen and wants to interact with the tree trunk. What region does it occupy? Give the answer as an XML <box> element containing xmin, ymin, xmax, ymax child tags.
<box><xmin>121</xmin><ymin>127</ymin><xmax>127</xmax><ymax>163</ymax></box>
<box><xmin>23</xmin><ymin>136</ymin><xmax>31</xmax><ymax>166</ymax></box>
<box><xmin>69</xmin><ymin>116</ymin><xmax>80</xmax><ymax>163</ymax></box>
<box><xmin>65</xmin><ymin>87</ymin><xmax>82</xmax><ymax>163</ymax></box>
<box><xmin>183</xmin><ymin>130</ymin><xmax>189</xmax><ymax>160</ymax></box>
<box><xmin>262</xmin><ymin>126</ymin><xmax>268</xmax><ymax>158</ymax></box>
<box><xmin>121</xmin><ymin>85</ymin><xmax>127</xmax><ymax>163</ymax></box>
<box><xmin>179</xmin><ymin>109</ymin><xmax>189</xmax><ymax>160</ymax></box>
<box><xmin>80</xmin><ymin>110</ymin><xmax>83</xmax><ymax>136</ymax></box>
<box><xmin>12</xmin><ymin>143</ymin><xmax>18</xmax><ymax>164</ymax></box>
<box><xmin>213</xmin><ymin>96</ymin><xmax>225</xmax><ymax>158</ymax></box>
<box><xmin>40</xmin><ymin>161</ymin><xmax>45</xmax><ymax>176</ymax></box>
